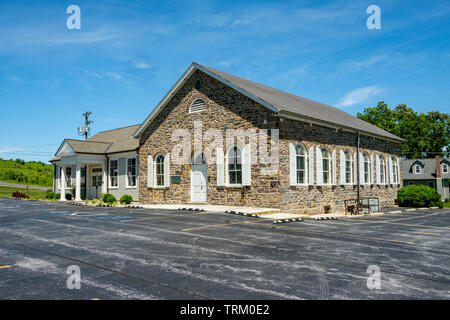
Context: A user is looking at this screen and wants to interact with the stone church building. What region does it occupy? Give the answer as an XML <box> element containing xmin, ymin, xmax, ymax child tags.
<box><xmin>52</xmin><ymin>62</ymin><xmax>404</xmax><ymax>214</ymax></box>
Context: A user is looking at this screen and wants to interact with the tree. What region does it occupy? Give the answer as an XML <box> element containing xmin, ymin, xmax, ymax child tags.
<box><xmin>357</xmin><ymin>102</ymin><xmax>449</xmax><ymax>159</ymax></box>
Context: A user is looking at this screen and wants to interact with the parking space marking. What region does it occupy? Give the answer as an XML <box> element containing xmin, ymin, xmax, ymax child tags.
<box><xmin>397</xmin><ymin>230</ymin><xmax>441</xmax><ymax>236</ymax></box>
<box><xmin>181</xmin><ymin>218</ymin><xmax>274</xmax><ymax>232</ymax></box>
<box><xmin>124</xmin><ymin>211</ymin><xmax>216</xmax><ymax>223</ymax></box>
<box><xmin>271</xmin><ymin>225</ymin><xmax>415</xmax><ymax>245</ymax></box>
<box><xmin>0</xmin><ymin>265</ymin><xmax>11</xmax><ymax>269</ymax></box>
<box><xmin>339</xmin><ymin>218</ymin><xmax>450</xmax><ymax>230</ymax></box>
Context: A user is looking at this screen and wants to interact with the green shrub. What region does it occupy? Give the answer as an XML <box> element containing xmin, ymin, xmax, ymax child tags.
<box><xmin>85</xmin><ymin>199</ymin><xmax>90</xmax><ymax>204</ymax></box>
<box><xmin>112</xmin><ymin>201</ymin><xmax>118</xmax><ymax>206</ymax></box>
<box><xmin>120</xmin><ymin>194</ymin><xmax>133</xmax><ymax>205</ymax></box>
<box><xmin>53</xmin><ymin>193</ymin><xmax>61</xmax><ymax>200</ymax></box>
<box><xmin>397</xmin><ymin>185</ymin><xmax>443</xmax><ymax>208</ymax></box>
<box><xmin>45</xmin><ymin>191</ymin><xmax>55</xmax><ymax>199</ymax></box>
<box><xmin>65</xmin><ymin>193</ymin><xmax>72</xmax><ymax>201</ymax></box>
<box><xmin>99</xmin><ymin>200</ymin><xmax>104</xmax><ymax>205</ymax></box>
<box><xmin>102</xmin><ymin>193</ymin><xmax>116</xmax><ymax>204</ymax></box>
<box><xmin>92</xmin><ymin>199</ymin><xmax>98</xmax><ymax>204</ymax></box>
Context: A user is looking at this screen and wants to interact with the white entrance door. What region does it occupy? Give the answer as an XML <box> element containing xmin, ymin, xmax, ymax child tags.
<box><xmin>89</xmin><ymin>167</ymin><xmax>103</xmax><ymax>199</ymax></box>
<box><xmin>191</xmin><ymin>164</ymin><xmax>207</xmax><ymax>202</ymax></box>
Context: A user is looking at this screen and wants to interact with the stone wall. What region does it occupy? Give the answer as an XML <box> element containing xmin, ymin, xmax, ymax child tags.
<box><xmin>138</xmin><ymin>69</ymin><xmax>402</xmax><ymax>214</ymax></box>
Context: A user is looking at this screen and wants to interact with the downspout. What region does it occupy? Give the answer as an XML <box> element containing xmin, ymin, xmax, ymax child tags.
<box><xmin>106</xmin><ymin>155</ymin><xmax>109</xmax><ymax>194</ymax></box>
<box><xmin>356</xmin><ymin>131</ymin><xmax>361</xmax><ymax>204</ymax></box>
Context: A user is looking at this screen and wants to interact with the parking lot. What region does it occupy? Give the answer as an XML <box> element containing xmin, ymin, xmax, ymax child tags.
<box><xmin>0</xmin><ymin>197</ymin><xmax>449</xmax><ymax>300</ymax></box>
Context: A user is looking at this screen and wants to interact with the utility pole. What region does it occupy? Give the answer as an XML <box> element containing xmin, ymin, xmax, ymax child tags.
<box><xmin>78</xmin><ymin>111</ymin><xmax>93</xmax><ymax>140</ymax></box>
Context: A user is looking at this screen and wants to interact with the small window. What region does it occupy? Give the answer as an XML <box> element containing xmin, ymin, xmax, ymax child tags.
<box><xmin>442</xmin><ymin>164</ymin><xmax>448</xmax><ymax>174</ymax></box>
<box><xmin>228</xmin><ymin>146</ymin><xmax>242</xmax><ymax>185</ymax></box>
<box><xmin>155</xmin><ymin>155</ymin><xmax>165</xmax><ymax>187</ymax></box>
<box><xmin>345</xmin><ymin>151</ymin><xmax>352</xmax><ymax>184</ymax></box>
<box><xmin>189</xmin><ymin>98</ymin><xmax>206</xmax><ymax>113</ymax></box>
<box><xmin>109</xmin><ymin>160</ymin><xmax>118</xmax><ymax>187</ymax></box>
<box><xmin>414</xmin><ymin>165</ymin><xmax>421</xmax><ymax>174</ymax></box>
<box><xmin>127</xmin><ymin>158</ymin><xmax>137</xmax><ymax>187</ymax></box>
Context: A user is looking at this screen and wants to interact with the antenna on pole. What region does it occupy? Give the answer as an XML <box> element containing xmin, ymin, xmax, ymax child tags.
<box><xmin>77</xmin><ymin>111</ymin><xmax>93</xmax><ymax>140</ymax></box>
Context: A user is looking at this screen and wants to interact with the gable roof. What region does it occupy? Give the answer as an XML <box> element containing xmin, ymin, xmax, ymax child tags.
<box><xmin>133</xmin><ymin>62</ymin><xmax>404</xmax><ymax>143</ymax></box>
<box><xmin>52</xmin><ymin>124</ymin><xmax>140</xmax><ymax>161</ymax></box>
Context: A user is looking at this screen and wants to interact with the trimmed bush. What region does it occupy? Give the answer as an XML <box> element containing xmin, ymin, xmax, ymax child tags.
<box><xmin>102</xmin><ymin>193</ymin><xmax>116</xmax><ymax>204</ymax></box>
<box><xmin>397</xmin><ymin>185</ymin><xmax>443</xmax><ymax>208</ymax></box>
<box><xmin>53</xmin><ymin>193</ymin><xmax>61</xmax><ymax>200</ymax></box>
<box><xmin>45</xmin><ymin>191</ymin><xmax>55</xmax><ymax>200</ymax></box>
<box><xmin>65</xmin><ymin>193</ymin><xmax>72</xmax><ymax>201</ymax></box>
<box><xmin>120</xmin><ymin>194</ymin><xmax>133</xmax><ymax>205</ymax></box>
<box><xmin>92</xmin><ymin>199</ymin><xmax>98</xmax><ymax>204</ymax></box>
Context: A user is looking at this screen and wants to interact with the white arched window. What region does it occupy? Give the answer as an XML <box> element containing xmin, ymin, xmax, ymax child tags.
<box><xmin>363</xmin><ymin>153</ymin><xmax>370</xmax><ymax>185</ymax></box>
<box><xmin>227</xmin><ymin>146</ymin><xmax>242</xmax><ymax>185</ymax></box>
<box><xmin>296</xmin><ymin>144</ymin><xmax>306</xmax><ymax>184</ymax></box>
<box><xmin>345</xmin><ymin>150</ymin><xmax>352</xmax><ymax>184</ymax></box>
<box><xmin>392</xmin><ymin>156</ymin><xmax>398</xmax><ymax>184</ymax></box>
<box><xmin>155</xmin><ymin>154</ymin><xmax>165</xmax><ymax>187</ymax></box>
<box><xmin>189</xmin><ymin>98</ymin><xmax>206</xmax><ymax>113</ymax></box>
<box><xmin>322</xmin><ymin>148</ymin><xmax>331</xmax><ymax>185</ymax></box>
<box><xmin>379</xmin><ymin>156</ymin><xmax>385</xmax><ymax>184</ymax></box>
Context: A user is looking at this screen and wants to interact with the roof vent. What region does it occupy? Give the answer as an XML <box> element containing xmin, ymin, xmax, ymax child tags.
<box><xmin>189</xmin><ymin>98</ymin><xmax>206</xmax><ymax>113</ymax></box>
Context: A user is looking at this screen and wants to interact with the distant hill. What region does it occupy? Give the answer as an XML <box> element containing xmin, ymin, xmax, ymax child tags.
<box><xmin>0</xmin><ymin>158</ymin><xmax>53</xmax><ymax>187</ymax></box>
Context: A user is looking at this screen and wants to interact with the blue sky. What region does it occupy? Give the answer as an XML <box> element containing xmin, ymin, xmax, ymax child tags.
<box><xmin>0</xmin><ymin>0</ymin><xmax>449</xmax><ymax>163</ymax></box>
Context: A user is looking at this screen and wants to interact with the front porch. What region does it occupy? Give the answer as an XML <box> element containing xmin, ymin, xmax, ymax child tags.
<box><xmin>58</xmin><ymin>155</ymin><xmax>107</xmax><ymax>202</ymax></box>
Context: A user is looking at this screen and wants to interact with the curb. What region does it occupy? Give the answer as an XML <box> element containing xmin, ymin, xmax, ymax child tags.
<box><xmin>178</xmin><ymin>207</ymin><xmax>206</xmax><ymax>212</ymax></box>
<box><xmin>225</xmin><ymin>210</ymin><xmax>259</xmax><ymax>218</ymax></box>
<box><xmin>273</xmin><ymin>218</ymin><xmax>303</xmax><ymax>224</ymax></box>
<box><xmin>313</xmin><ymin>217</ymin><xmax>338</xmax><ymax>221</ymax></box>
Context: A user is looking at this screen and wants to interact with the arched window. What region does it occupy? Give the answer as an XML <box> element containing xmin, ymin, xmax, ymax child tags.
<box><xmin>379</xmin><ymin>156</ymin><xmax>385</xmax><ymax>184</ymax></box>
<box><xmin>296</xmin><ymin>144</ymin><xmax>306</xmax><ymax>184</ymax></box>
<box><xmin>189</xmin><ymin>98</ymin><xmax>206</xmax><ymax>113</ymax></box>
<box><xmin>392</xmin><ymin>156</ymin><xmax>398</xmax><ymax>184</ymax></box>
<box><xmin>227</xmin><ymin>146</ymin><xmax>242</xmax><ymax>185</ymax></box>
<box><xmin>345</xmin><ymin>150</ymin><xmax>352</xmax><ymax>184</ymax></box>
<box><xmin>363</xmin><ymin>153</ymin><xmax>370</xmax><ymax>184</ymax></box>
<box><xmin>155</xmin><ymin>154</ymin><xmax>165</xmax><ymax>187</ymax></box>
<box><xmin>322</xmin><ymin>148</ymin><xmax>330</xmax><ymax>185</ymax></box>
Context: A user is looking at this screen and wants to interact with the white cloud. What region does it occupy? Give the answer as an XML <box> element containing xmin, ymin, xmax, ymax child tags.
<box><xmin>0</xmin><ymin>147</ymin><xmax>22</xmax><ymax>155</ymax></box>
<box><xmin>338</xmin><ymin>86</ymin><xmax>382</xmax><ymax>107</ymax></box>
<box><xmin>133</xmin><ymin>62</ymin><xmax>151</xmax><ymax>69</ymax></box>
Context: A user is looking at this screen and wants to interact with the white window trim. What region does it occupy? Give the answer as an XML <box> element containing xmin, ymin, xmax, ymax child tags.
<box><xmin>109</xmin><ymin>158</ymin><xmax>119</xmax><ymax>189</ymax></box>
<box><xmin>379</xmin><ymin>156</ymin><xmax>386</xmax><ymax>185</ymax></box>
<box><xmin>226</xmin><ymin>145</ymin><xmax>243</xmax><ymax>188</ymax></box>
<box><xmin>414</xmin><ymin>164</ymin><xmax>421</xmax><ymax>174</ymax></box>
<box><xmin>125</xmin><ymin>156</ymin><xmax>138</xmax><ymax>189</ymax></box>
<box><xmin>442</xmin><ymin>164</ymin><xmax>448</xmax><ymax>174</ymax></box>
<box><xmin>153</xmin><ymin>153</ymin><xmax>166</xmax><ymax>189</ymax></box>
<box><xmin>294</xmin><ymin>144</ymin><xmax>308</xmax><ymax>186</ymax></box>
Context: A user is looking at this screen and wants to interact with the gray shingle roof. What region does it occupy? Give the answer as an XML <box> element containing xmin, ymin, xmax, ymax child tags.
<box><xmin>196</xmin><ymin>63</ymin><xmax>404</xmax><ymax>142</ymax></box>
<box><xmin>402</xmin><ymin>158</ymin><xmax>450</xmax><ymax>180</ymax></box>
<box><xmin>53</xmin><ymin>125</ymin><xmax>140</xmax><ymax>160</ymax></box>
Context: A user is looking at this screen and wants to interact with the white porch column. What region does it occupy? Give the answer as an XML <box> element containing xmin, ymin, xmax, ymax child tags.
<box><xmin>75</xmin><ymin>162</ymin><xmax>82</xmax><ymax>201</ymax></box>
<box><xmin>102</xmin><ymin>160</ymin><xmax>108</xmax><ymax>194</ymax></box>
<box><xmin>60</xmin><ymin>165</ymin><xmax>66</xmax><ymax>201</ymax></box>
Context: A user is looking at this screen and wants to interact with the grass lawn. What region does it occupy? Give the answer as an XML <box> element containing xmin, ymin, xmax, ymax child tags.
<box><xmin>0</xmin><ymin>186</ymin><xmax>48</xmax><ymax>199</ymax></box>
